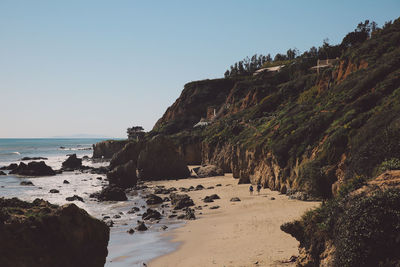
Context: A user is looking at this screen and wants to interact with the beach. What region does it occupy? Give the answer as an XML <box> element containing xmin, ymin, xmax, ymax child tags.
<box><xmin>149</xmin><ymin>174</ymin><xmax>320</xmax><ymax>267</ymax></box>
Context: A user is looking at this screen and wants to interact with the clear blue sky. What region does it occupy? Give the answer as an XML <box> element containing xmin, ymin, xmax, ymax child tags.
<box><xmin>1</xmin><ymin>0</ymin><xmax>399</xmax><ymax>138</ymax></box>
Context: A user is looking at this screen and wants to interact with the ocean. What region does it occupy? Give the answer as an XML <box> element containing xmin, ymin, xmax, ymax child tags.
<box><xmin>0</xmin><ymin>138</ymin><xmax>179</xmax><ymax>266</ymax></box>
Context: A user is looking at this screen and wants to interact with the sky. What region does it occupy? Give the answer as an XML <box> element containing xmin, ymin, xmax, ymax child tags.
<box><xmin>0</xmin><ymin>0</ymin><xmax>399</xmax><ymax>138</ymax></box>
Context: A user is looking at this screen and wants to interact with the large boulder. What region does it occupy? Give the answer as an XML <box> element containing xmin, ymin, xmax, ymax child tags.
<box><xmin>92</xmin><ymin>140</ymin><xmax>128</xmax><ymax>159</ymax></box>
<box><xmin>193</xmin><ymin>165</ymin><xmax>224</xmax><ymax>178</ymax></box>
<box><xmin>109</xmin><ymin>141</ymin><xmax>144</xmax><ymax>170</ymax></box>
<box><xmin>107</xmin><ymin>160</ymin><xmax>137</xmax><ymax>188</ymax></box>
<box><xmin>0</xmin><ymin>198</ymin><xmax>109</xmax><ymax>267</ymax></box>
<box><xmin>90</xmin><ymin>186</ymin><xmax>127</xmax><ymax>201</ymax></box>
<box><xmin>0</xmin><ymin>163</ymin><xmax>19</xmax><ymax>171</ymax></box>
<box><xmin>137</xmin><ymin>135</ymin><xmax>190</xmax><ymax>180</ymax></box>
<box><xmin>61</xmin><ymin>154</ymin><xmax>82</xmax><ymax>170</ymax></box>
<box><xmin>10</xmin><ymin>161</ymin><xmax>56</xmax><ymax>176</ymax></box>
<box><xmin>169</xmin><ymin>193</ymin><xmax>195</xmax><ymax>210</ymax></box>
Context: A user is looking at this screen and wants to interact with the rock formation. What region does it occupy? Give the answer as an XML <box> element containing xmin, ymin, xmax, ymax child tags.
<box><xmin>0</xmin><ymin>198</ymin><xmax>109</xmax><ymax>267</ymax></box>
<box><xmin>107</xmin><ymin>160</ymin><xmax>137</xmax><ymax>188</ymax></box>
<box><xmin>137</xmin><ymin>135</ymin><xmax>190</xmax><ymax>180</ymax></box>
<box><xmin>61</xmin><ymin>154</ymin><xmax>82</xmax><ymax>170</ymax></box>
<box><xmin>10</xmin><ymin>161</ymin><xmax>56</xmax><ymax>176</ymax></box>
<box><xmin>92</xmin><ymin>140</ymin><xmax>128</xmax><ymax>159</ymax></box>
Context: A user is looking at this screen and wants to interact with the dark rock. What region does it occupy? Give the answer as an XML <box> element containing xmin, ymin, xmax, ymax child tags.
<box><xmin>82</xmin><ymin>155</ymin><xmax>90</xmax><ymax>160</ymax></box>
<box><xmin>142</xmin><ymin>208</ymin><xmax>161</xmax><ymax>220</ymax></box>
<box><xmin>63</xmin><ymin>180</ymin><xmax>70</xmax><ymax>184</ymax></box>
<box><xmin>184</xmin><ymin>208</ymin><xmax>196</xmax><ymax>220</ymax></box>
<box><xmin>207</xmin><ymin>186</ymin><xmax>214</xmax><ymax>189</ymax></box>
<box><xmin>0</xmin><ymin>198</ymin><xmax>109</xmax><ymax>267</ymax></box>
<box><xmin>20</xmin><ymin>181</ymin><xmax>34</xmax><ymax>186</ymax></box>
<box><xmin>92</xmin><ymin>140</ymin><xmax>129</xmax><ymax>159</ymax></box>
<box><xmin>188</xmin><ymin>186</ymin><xmax>195</xmax><ymax>191</ymax></box>
<box><xmin>107</xmin><ymin>160</ymin><xmax>137</xmax><ymax>189</ymax></box>
<box><xmin>91</xmin><ymin>186</ymin><xmax>127</xmax><ymax>201</ymax></box>
<box><xmin>137</xmin><ymin>135</ymin><xmax>190</xmax><ymax>180</ymax></box>
<box><xmin>154</xmin><ymin>187</ymin><xmax>172</xmax><ymax>194</ymax></box>
<box><xmin>10</xmin><ymin>161</ymin><xmax>56</xmax><ymax>176</ymax></box>
<box><xmin>127</xmin><ymin>228</ymin><xmax>135</xmax><ymax>234</ymax></box>
<box><xmin>160</xmin><ymin>225</ymin><xmax>168</xmax><ymax>230</ymax></box>
<box><xmin>270</xmin><ymin>197</ymin><xmax>276</xmax><ymax>200</ymax></box>
<box><xmin>20</xmin><ymin>157</ymin><xmax>48</xmax><ymax>161</ymax></box>
<box><xmin>49</xmin><ymin>189</ymin><xmax>60</xmax><ymax>193</ymax></box>
<box><xmin>96</xmin><ymin>177</ymin><xmax>102</xmax><ymax>180</ymax></box>
<box><xmin>90</xmin><ymin>167</ymin><xmax>109</xmax><ymax>175</ymax></box>
<box><xmin>193</xmin><ymin>165</ymin><xmax>224</xmax><ymax>178</ymax></box>
<box><xmin>216</xmin><ymin>184</ymin><xmax>222</xmax><ymax>187</ymax></box>
<box><xmin>113</xmin><ymin>214</ymin><xmax>121</xmax><ymax>219</ymax></box>
<box><xmin>0</xmin><ymin>171</ymin><xmax>6</xmax><ymax>175</ymax></box>
<box><xmin>168</xmin><ymin>214</ymin><xmax>177</xmax><ymax>218</ymax></box>
<box><xmin>203</xmin><ymin>196</ymin><xmax>214</xmax><ymax>203</ymax></box>
<box><xmin>135</xmin><ymin>221</ymin><xmax>148</xmax><ymax>231</ymax></box>
<box><xmin>103</xmin><ymin>216</ymin><xmax>110</xmax><ymax>220</ymax></box>
<box><xmin>105</xmin><ymin>220</ymin><xmax>114</xmax><ymax>227</ymax></box>
<box><xmin>163</xmin><ymin>197</ymin><xmax>170</xmax><ymax>202</ymax></box>
<box><xmin>66</xmin><ymin>195</ymin><xmax>84</xmax><ymax>202</ymax></box>
<box><xmin>55</xmin><ymin>170</ymin><xmax>63</xmax><ymax>174</ymax></box>
<box><xmin>110</xmin><ymin>141</ymin><xmax>144</xmax><ymax>170</ymax></box>
<box><xmin>145</xmin><ymin>194</ymin><xmax>163</xmax><ymax>205</ymax></box>
<box><xmin>1</xmin><ymin>163</ymin><xmax>18</xmax><ymax>170</ymax></box>
<box><xmin>61</xmin><ymin>154</ymin><xmax>82</xmax><ymax>170</ymax></box>
<box><xmin>169</xmin><ymin>193</ymin><xmax>194</xmax><ymax>209</ymax></box>
<box><xmin>230</xmin><ymin>197</ymin><xmax>241</xmax><ymax>202</ymax></box>
<box><xmin>177</xmin><ymin>214</ymin><xmax>185</xmax><ymax>219</ymax></box>
<box><xmin>209</xmin><ymin>205</ymin><xmax>220</xmax><ymax>209</ymax></box>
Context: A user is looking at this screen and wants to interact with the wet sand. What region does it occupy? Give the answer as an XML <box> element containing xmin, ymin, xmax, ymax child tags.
<box><xmin>149</xmin><ymin>174</ymin><xmax>320</xmax><ymax>267</ymax></box>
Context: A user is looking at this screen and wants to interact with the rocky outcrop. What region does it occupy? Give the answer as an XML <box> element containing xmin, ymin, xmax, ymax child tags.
<box><xmin>109</xmin><ymin>141</ymin><xmax>144</xmax><ymax>170</ymax></box>
<box><xmin>281</xmin><ymin>171</ymin><xmax>400</xmax><ymax>267</ymax></box>
<box><xmin>0</xmin><ymin>198</ymin><xmax>109</xmax><ymax>267</ymax></box>
<box><xmin>169</xmin><ymin>193</ymin><xmax>194</xmax><ymax>209</ymax></box>
<box><xmin>92</xmin><ymin>140</ymin><xmax>128</xmax><ymax>159</ymax></box>
<box><xmin>177</xmin><ymin>141</ymin><xmax>202</xmax><ymax>165</ymax></box>
<box><xmin>193</xmin><ymin>165</ymin><xmax>224</xmax><ymax>178</ymax></box>
<box><xmin>10</xmin><ymin>161</ymin><xmax>56</xmax><ymax>176</ymax></box>
<box><xmin>0</xmin><ymin>163</ymin><xmax>18</xmax><ymax>170</ymax></box>
<box><xmin>90</xmin><ymin>186</ymin><xmax>127</xmax><ymax>201</ymax></box>
<box><xmin>137</xmin><ymin>135</ymin><xmax>190</xmax><ymax>180</ymax></box>
<box><xmin>107</xmin><ymin>160</ymin><xmax>137</xmax><ymax>188</ymax></box>
<box><xmin>61</xmin><ymin>154</ymin><xmax>82</xmax><ymax>170</ymax></box>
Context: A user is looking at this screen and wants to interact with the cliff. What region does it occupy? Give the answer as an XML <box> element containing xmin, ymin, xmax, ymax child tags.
<box><xmin>152</xmin><ymin>18</ymin><xmax>400</xmax><ymax>199</ymax></box>
<box><xmin>0</xmin><ymin>198</ymin><xmax>109</xmax><ymax>267</ymax></box>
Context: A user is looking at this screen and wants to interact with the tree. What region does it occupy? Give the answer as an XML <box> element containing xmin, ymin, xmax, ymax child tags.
<box><xmin>127</xmin><ymin>126</ymin><xmax>145</xmax><ymax>140</ymax></box>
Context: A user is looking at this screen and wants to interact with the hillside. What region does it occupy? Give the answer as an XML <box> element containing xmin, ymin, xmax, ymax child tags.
<box><xmin>152</xmin><ymin>18</ymin><xmax>400</xmax><ymax>199</ymax></box>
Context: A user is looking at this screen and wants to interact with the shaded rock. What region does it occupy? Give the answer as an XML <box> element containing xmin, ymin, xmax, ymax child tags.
<box><xmin>91</xmin><ymin>186</ymin><xmax>127</xmax><ymax>201</ymax></box>
<box><xmin>230</xmin><ymin>197</ymin><xmax>241</xmax><ymax>202</ymax></box>
<box><xmin>270</xmin><ymin>197</ymin><xmax>276</xmax><ymax>200</ymax></box>
<box><xmin>145</xmin><ymin>194</ymin><xmax>163</xmax><ymax>205</ymax></box>
<box><xmin>203</xmin><ymin>196</ymin><xmax>214</xmax><ymax>203</ymax></box>
<box><xmin>216</xmin><ymin>184</ymin><xmax>222</xmax><ymax>187</ymax></box>
<box><xmin>160</xmin><ymin>225</ymin><xmax>168</xmax><ymax>230</ymax></box>
<box><xmin>109</xmin><ymin>141</ymin><xmax>144</xmax><ymax>170</ymax></box>
<box><xmin>20</xmin><ymin>181</ymin><xmax>34</xmax><ymax>186</ymax></box>
<box><xmin>195</xmin><ymin>184</ymin><xmax>204</xmax><ymax>190</ymax></box>
<box><xmin>10</xmin><ymin>161</ymin><xmax>56</xmax><ymax>176</ymax></box>
<box><xmin>107</xmin><ymin>160</ymin><xmax>137</xmax><ymax>188</ymax></box>
<box><xmin>154</xmin><ymin>187</ymin><xmax>172</xmax><ymax>194</ymax></box>
<box><xmin>193</xmin><ymin>165</ymin><xmax>224</xmax><ymax>178</ymax></box>
<box><xmin>61</xmin><ymin>154</ymin><xmax>82</xmax><ymax>170</ymax></box>
<box><xmin>92</xmin><ymin>140</ymin><xmax>128</xmax><ymax>159</ymax></box>
<box><xmin>127</xmin><ymin>228</ymin><xmax>135</xmax><ymax>234</ymax></box>
<box><xmin>209</xmin><ymin>205</ymin><xmax>220</xmax><ymax>209</ymax></box>
<box><xmin>169</xmin><ymin>193</ymin><xmax>194</xmax><ymax>209</ymax></box>
<box><xmin>177</xmin><ymin>214</ymin><xmax>185</xmax><ymax>219</ymax></box>
<box><xmin>142</xmin><ymin>208</ymin><xmax>161</xmax><ymax>220</ymax></box>
<box><xmin>168</xmin><ymin>214</ymin><xmax>177</xmax><ymax>218</ymax></box>
<box><xmin>63</xmin><ymin>180</ymin><xmax>70</xmax><ymax>184</ymax></box>
<box><xmin>207</xmin><ymin>186</ymin><xmax>214</xmax><ymax>189</ymax></box>
<box><xmin>137</xmin><ymin>135</ymin><xmax>190</xmax><ymax>180</ymax></box>
<box><xmin>0</xmin><ymin>163</ymin><xmax>18</xmax><ymax>170</ymax></box>
<box><xmin>113</xmin><ymin>214</ymin><xmax>121</xmax><ymax>219</ymax></box>
<box><xmin>135</xmin><ymin>221</ymin><xmax>148</xmax><ymax>231</ymax></box>
<box><xmin>49</xmin><ymin>189</ymin><xmax>60</xmax><ymax>193</ymax></box>
<box><xmin>184</xmin><ymin>208</ymin><xmax>196</xmax><ymax>220</ymax></box>
<box><xmin>90</xmin><ymin>167</ymin><xmax>109</xmax><ymax>175</ymax></box>
<box><xmin>0</xmin><ymin>171</ymin><xmax>6</xmax><ymax>175</ymax></box>
<box><xmin>65</xmin><ymin>195</ymin><xmax>84</xmax><ymax>202</ymax></box>
<box><xmin>209</xmin><ymin>194</ymin><xmax>220</xmax><ymax>199</ymax></box>
<box><xmin>0</xmin><ymin>198</ymin><xmax>109</xmax><ymax>267</ymax></box>
<box><xmin>20</xmin><ymin>157</ymin><xmax>48</xmax><ymax>161</ymax></box>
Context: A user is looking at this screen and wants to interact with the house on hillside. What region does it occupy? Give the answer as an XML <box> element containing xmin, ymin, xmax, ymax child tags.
<box><xmin>253</xmin><ymin>65</ymin><xmax>285</xmax><ymax>76</ymax></box>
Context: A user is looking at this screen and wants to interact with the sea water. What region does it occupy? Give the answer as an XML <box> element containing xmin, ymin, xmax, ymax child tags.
<box><xmin>0</xmin><ymin>138</ymin><xmax>179</xmax><ymax>266</ymax></box>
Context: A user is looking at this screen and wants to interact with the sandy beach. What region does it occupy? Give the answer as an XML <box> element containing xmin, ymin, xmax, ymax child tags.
<box><xmin>149</xmin><ymin>174</ymin><xmax>320</xmax><ymax>267</ymax></box>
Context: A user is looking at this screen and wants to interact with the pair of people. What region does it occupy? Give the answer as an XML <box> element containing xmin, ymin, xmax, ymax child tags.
<box><xmin>249</xmin><ymin>183</ymin><xmax>262</xmax><ymax>195</ymax></box>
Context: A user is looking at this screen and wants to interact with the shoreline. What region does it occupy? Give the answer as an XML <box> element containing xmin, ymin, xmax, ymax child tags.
<box><xmin>147</xmin><ymin>174</ymin><xmax>320</xmax><ymax>267</ymax></box>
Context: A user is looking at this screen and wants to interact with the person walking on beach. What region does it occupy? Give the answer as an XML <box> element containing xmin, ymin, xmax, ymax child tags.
<box><xmin>249</xmin><ymin>185</ymin><xmax>254</xmax><ymax>195</ymax></box>
<box><xmin>257</xmin><ymin>183</ymin><xmax>261</xmax><ymax>195</ymax></box>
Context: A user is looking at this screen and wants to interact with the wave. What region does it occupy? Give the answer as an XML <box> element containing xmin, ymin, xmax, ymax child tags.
<box><xmin>0</xmin><ymin>151</ymin><xmax>21</xmax><ymax>156</ymax></box>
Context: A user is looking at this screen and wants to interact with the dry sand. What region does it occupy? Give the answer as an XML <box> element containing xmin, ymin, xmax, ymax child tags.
<box><xmin>148</xmin><ymin>174</ymin><xmax>320</xmax><ymax>267</ymax></box>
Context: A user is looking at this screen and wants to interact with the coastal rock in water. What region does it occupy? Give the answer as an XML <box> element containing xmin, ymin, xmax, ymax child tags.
<box><xmin>49</xmin><ymin>189</ymin><xmax>60</xmax><ymax>193</ymax></box>
<box><xmin>109</xmin><ymin>141</ymin><xmax>144</xmax><ymax>170</ymax></box>
<box><xmin>0</xmin><ymin>198</ymin><xmax>109</xmax><ymax>267</ymax></box>
<box><xmin>169</xmin><ymin>193</ymin><xmax>195</xmax><ymax>210</ymax></box>
<box><xmin>91</xmin><ymin>186</ymin><xmax>127</xmax><ymax>201</ymax></box>
<box><xmin>193</xmin><ymin>165</ymin><xmax>224</xmax><ymax>178</ymax></box>
<box><xmin>20</xmin><ymin>157</ymin><xmax>48</xmax><ymax>161</ymax></box>
<box><xmin>61</xmin><ymin>154</ymin><xmax>82</xmax><ymax>170</ymax></box>
<box><xmin>135</xmin><ymin>221</ymin><xmax>148</xmax><ymax>231</ymax></box>
<box><xmin>0</xmin><ymin>163</ymin><xmax>18</xmax><ymax>170</ymax></box>
<box><xmin>92</xmin><ymin>140</ymin><xmax>128</xmax><ymax>159</ymax></box>
<box><xmin>230</xmin><ymin>197</ymin><xmax>241</xmax><ymax>202</ymax></box>
<box><xmin>65</xmin><ymin>195</ymin><xmax>84</xmax><ymax>202</ymax></box>
<box><xmin>137</xmin><ymin>135</ymin><xmax>190</xmax><ymax>180</ymax></box>
<box><xmin>142</xmin><ymin>208</ymin><xmax>161</xmax><ymax>220</ymax></box>
<box><xmin>10</xmin><ymin>161</ymin><xmax>56</xmax><ymax>176</ymax></box>
<box><xmin>63</xmin><ymin>180</ymin><xmax>70</xmax><ymax>184</ymax></box>
<box><xmin>107</xmin><ymin>160</ymin><xmax>137</xmax><ymax>188</ymax></box>
<box><xmin>145</xmin><ymin>194</ymin><xmax>163</xmax><ymax>205</ymax></box>
<box><xmin>0</xmin><ymin>171</ymin><xmax>6</xmax><ymax>175</ymax></box>
<box><xmin>20</xmin><ymin>181</ymin><xmax>34</xmax><ymax>186</ymax></box>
